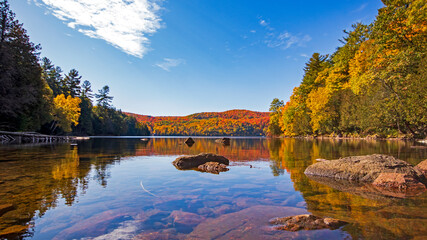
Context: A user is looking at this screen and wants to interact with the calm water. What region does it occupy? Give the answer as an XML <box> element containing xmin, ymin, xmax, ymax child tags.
<box><xmin>0</xmin><ymin>138</ymin><xmax>426</xmax><ymax>240</ymax></box>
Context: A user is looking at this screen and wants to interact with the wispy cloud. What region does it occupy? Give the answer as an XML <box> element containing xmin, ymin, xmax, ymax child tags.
<box><xmin>259</xmin><ymin>19</ymin><xmax>268</xmax><ymax>27</ymax></box>
<box><xmin>257</xmin><ymin>17</ymin><xmax>311</xmax><ymax>50</ymax></box>
<box><xmin>353</xmin><ymin>3</ymin><xmax>368</xmax><ymax>13</ymax></box>
<box><xmin>258</xmin><ymin>17</ymin><xmax>274</xmax><ymax>31</ymax></box>
<box><xmin>155</xmin><ymin>58</ymin><xmax>185</xmax><ymax>71</ymax></box>
<box><xmin>300</xmin><ymin>53</ymin><xmax>309</xmax><ymax>58</ymax></box>
<box><xmin>265</xmin><ymin>31</ymin><xmax>311</xmax><ymax>50</ymax></box>
<box><xmin>33</xmin><ymin>0</ymin><xmax>163</xmax><ymax>58</ymax></box>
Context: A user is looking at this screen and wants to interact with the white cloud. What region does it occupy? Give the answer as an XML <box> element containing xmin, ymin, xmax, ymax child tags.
<box><xmin>34</xmin><ymin>0</ymin><xmax>162</xmax><ymax>58</ymax></box>
<box><xmin>300</xmin><ymin>53</ymin><xmax>309</xmax><ymax>58</ymax></box>
<box><xmin>155</xmin><ymin>58</ymin><xmax>185</xmax><ymax>71</ymax></box>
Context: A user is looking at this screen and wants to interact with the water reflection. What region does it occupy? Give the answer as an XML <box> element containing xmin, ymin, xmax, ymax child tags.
<box><xmin>0</xmin><ymin>138</ymin><xmax>425</xmax><ymax>239</ymax></box>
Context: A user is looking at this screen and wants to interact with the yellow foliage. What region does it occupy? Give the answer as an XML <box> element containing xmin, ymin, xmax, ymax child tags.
<box><xmin>53</xmin><ymin>94</ymin><xmax>81</xmax><ymax>132</ymax></box>
<box><xmin>349</xmin><ymin>40</ymin><xmax>378</xmax><ymax>94</ymax></box>
<box><xmin>306</xmin><ymin>87</ymin><xmax>335</xmax><ymax>133</ymax></box>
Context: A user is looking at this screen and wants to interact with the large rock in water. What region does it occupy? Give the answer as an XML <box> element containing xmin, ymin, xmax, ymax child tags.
<box><xmin>173</xmin><ymin>153</ymin><xmax>229</xmax><ymax>170</ymax></box>
<box><xmin>184</xmin><ymin>137</ymin><xmax>195</xmax><ymax>146</ymax></box>
<box><xmin>304</xmin><ymin>154</ymin><xmax>425</xmax><ymax>183</ymax></box>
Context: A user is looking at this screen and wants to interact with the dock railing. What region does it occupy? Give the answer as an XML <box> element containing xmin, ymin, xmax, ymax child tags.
<box><xmin>0</xmin><ymin>131</ymin><xmax>71</xmax><ymax>144</ymax></box>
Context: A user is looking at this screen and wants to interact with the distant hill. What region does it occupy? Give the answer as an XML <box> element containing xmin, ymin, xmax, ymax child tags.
<box><xmin>126</xmin><ymin>110</ymin><xmax>270</xmax><ymax>136</ymax></box>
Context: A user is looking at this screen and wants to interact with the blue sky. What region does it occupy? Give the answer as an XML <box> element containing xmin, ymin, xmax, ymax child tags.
<box><xmin>12</xmin><ymin>0</ymin><xmax>383</xmax><ymax>116</ymax></box>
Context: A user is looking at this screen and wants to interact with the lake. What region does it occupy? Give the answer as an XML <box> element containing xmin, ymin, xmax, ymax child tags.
<box><xmin>0</xmin><ymin>137</ymin><xmax>426</xmax><ymax>239</ymax></box>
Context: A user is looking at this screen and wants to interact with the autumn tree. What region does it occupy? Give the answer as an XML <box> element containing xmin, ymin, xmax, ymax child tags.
<box><xmin>272</xmin><ymin>2</ymin><xmax>426</xmax><ymax>138</ymax></box>
<box><xmin>52</xmin><ymin>94</ymin><xmax>81</xmax><ymax>133</ymax></box>
<box><xmin>268</xmin><ymin>98</ymin><xmax>284</xmax><ymax>136</ymax></box>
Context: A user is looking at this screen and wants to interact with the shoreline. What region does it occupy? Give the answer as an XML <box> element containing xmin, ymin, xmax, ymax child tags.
<box><xmin>268</xmin><ymin>135</ymin><xmax>427</xmax><ymax>142</ymax></box>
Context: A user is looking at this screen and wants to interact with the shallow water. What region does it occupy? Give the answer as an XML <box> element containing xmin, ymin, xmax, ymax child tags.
<box><xmin>0</xmin><ymin>138</ymin><xmax>426</xmax><ymax>239</ymax></box>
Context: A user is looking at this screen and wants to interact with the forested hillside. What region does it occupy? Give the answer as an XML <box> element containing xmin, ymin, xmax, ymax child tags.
<box><xmin>0</xmin><ymin>1</ymin><xmax>149</xmax><ymax>136</ymax></box>
<box><xmin>269</xmin><ymin>0</ymin><xmax>426</xmax><ymax>138</ymax></box>
<box><xmin>127</xmin><ymin>110</ymin><xmax>269</xmax><ymax>136</ymax></box>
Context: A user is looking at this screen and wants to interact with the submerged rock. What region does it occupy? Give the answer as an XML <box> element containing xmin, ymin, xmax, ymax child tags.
<box><xmin>198</xmin><ymin>162</ymin><xmax>229</xmax><ymax>174</ymax></box>
<box><xmin>0</xmin><ymin>225</ymin><xmax>27</xmax><ymax>237</ymax></box>
<box><xmin>373</xmin><ymin>173</ymin><xmax>426</xmax><ymax>192</ymax></box>
<box><xmin>270</xmin><ymin>214</ymin><xmax>347</xmax><ymax>231</ymax></box>
<box><xmin>173</xmin><ymin>153</ymin><xmax>229</xmax><ymax>170</ymax></box>
<box><xmin>134</xmin><ymin>230</ymin><xmax>180</xmax><ymax>240</ymax></box>
<box><xmin>0</xmin><ymin>204</ymin><xmax>14</xmax><ymax>217</ymax></box>
<box><xmin>188</xmin><ymin>205</ymin><xmax>307</xmax><ymax>239</ymax></box>
<box><xmin>304</xmin><ymin>154</ymin><xmax>425</xmax><ymax>183</ymax></box>
<box><xmin>166</xmin><ymin>210</ymin><xmax>205</xmax><ymax>226</ymax></box>
<box><xmin>215</xmin><ymin>138</ymin><xmax>230</xmax><ymax>146</ymax></box>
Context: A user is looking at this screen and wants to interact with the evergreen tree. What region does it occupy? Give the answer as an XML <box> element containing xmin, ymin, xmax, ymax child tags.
<box><xmin>63</xmin><ymin>69</ymin><xmax>82</xmax><ymax>97</ymax></box>
<box><xmin>95</xmin><ymin>85</ymin><xmax>113</xmax><ymax>108</ymax></box>
<box><xmin>41</xmin><ymin>57</ymin><xmax>63</xmax><ymax>96</ymax></box>
<box><xmin>73</xmin><ymin>80</ymin><xmax>94</xmax><ymax>135</ymax></box>
<box><xmin>0</xmin><ymin>0</ymin><xmax>50</xmax><ymax>131</ymax></box>
<box><xmin>81</xmin><ymin>80</ymin><xmax>93</xmax><ymax>98</ymax></box>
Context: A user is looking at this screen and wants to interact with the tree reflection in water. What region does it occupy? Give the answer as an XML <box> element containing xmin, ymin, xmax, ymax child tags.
<box><xmin>0</xmin><ymin>138</ymin><xmax>425</xmax><ymax>239</ymax></box>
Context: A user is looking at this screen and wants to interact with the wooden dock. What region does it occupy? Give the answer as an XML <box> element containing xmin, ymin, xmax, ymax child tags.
<box><xmin>0</xmin><ymin>131</ymin><xmax>72</xmax><ymax>144</ymax></box>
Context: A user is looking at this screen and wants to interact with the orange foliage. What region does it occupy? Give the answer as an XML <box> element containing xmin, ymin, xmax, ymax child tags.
<box><xmin>126</xmin><ymin>110</ymin><xmax>270</xmax><ymax>136</ymax></box>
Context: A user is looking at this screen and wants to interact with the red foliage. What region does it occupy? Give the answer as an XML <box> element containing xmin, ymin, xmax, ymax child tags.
<box><xmin>125</xmin><ymin>110</ymin><xmax>270</xmax><ymax>136</ymax></box>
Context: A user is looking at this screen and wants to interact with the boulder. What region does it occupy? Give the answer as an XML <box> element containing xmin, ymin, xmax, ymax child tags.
<box><xmin>198</xmin><ymin>162</ymin><xmax>229</xmax><ymax>174</ymax></box>
<box><xmin>373</xmin><ymin>173</ymin><xmax>426</xmax><ymax>192</ymax></box>
<box><xmin>415</xmin><ymin>159</ymin><xmax>427</xmax><ymax>176</ymax></box>
<box><xmin>184</xmin><ymin>137</ymin><xmax>195</xmax><ymax>146</ymax></box>
<box><xmin>304</xmin><ymin>154</ymin><xmax>425</xmax><ymax>183</ymax></box>
<box><xmin>173</xmin><ymin>153</ymin><xmax>229</xmax><ymax>170</ymax></box>
<box><xmin>215</xmin><ymin>138</ymin><xmax>230</xmax><ymax>146</ymax></box>
<box><xmin>270</xmin><ymin>214</ymin><xmax>347</xmax><ymax>231</ymax></box>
